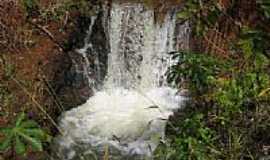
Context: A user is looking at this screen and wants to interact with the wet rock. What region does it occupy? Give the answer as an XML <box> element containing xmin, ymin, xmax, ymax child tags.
<box><xmin>52</xmin><ymin>9</ymin><xmax>109</xmax><ymax>109</ymax></box>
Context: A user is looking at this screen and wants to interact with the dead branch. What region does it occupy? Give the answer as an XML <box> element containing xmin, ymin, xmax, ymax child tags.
<box><xmin>27</xmin><ymin>20</ymin><xmax>65</xmax><ymax>52</ymax></box>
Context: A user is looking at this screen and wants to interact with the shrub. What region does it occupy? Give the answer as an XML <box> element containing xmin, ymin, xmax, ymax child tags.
<box><xmin>0</xmin><ymin>113</ymin><xmax>51</xmax><ymax>156</ymax></box>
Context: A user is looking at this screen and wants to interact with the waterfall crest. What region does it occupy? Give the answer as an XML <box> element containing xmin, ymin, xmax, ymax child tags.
<box><xmin>105</xmin><ymin>3</ymin><xmax>175</xmax><ymax>89</ymax></box>
<box><xmin>54</xmin><ymin>2</ymin><xmax>189</xmax><ymax>160</ymax></box>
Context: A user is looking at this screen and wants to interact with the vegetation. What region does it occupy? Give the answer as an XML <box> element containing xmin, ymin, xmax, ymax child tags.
<box><xmin>22</xmin><ymin>0</ymin><xmax>39</xmax><ymax>17</ymax></box>
<box><xmin>155</xmin><ymin>113</ymin><xmax>218</xmax><ymax>160</ymax></box>
<box><xmin>1</xmin><ymin>0</ymin><xmax>269</xmax><ymax>159</ymax></box>
<box><xmin>38</xmin><ymin>0</ymin><xmax>100</xmax><ymax>22</ymax></box>
<box><xmin>155</xmin><ymin>0</ymin><xmax>270</xmax><ymax>159</ymax></box>
<box><xmin>0</xmin><ymin>113</ymin><xmax>51</xmax><ymax>156</ymax></box>
<box><xmin>0</xmin><ymin>0</ymin><xmax>98</xmax><ymax>159</ymax></box>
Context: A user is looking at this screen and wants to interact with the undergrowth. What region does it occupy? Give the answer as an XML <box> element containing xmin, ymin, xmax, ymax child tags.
<box><xmin>0</xmin><ymin>113</ymin><xmax>51</xmax><ymax>156</ymax></box>
<box><xmin>0</xmin><ymin>0</ymin><xmax>101</xmax><ymax>159</ymax></box>
<box><xmin>1</xmin><ymin>0</ymin><xmax>269</xmax><ymax>159</ymax></box>
<box><xmin>155</xmin><ymin>0</ymin><xmax>270</xmax><ymax>159</ymax></box>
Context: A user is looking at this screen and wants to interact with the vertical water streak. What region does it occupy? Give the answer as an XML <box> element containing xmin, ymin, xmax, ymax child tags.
<box><xmin>76</xmin><ymin>16</ymin><xmax>98</xmax><ymax>89</ymax></box>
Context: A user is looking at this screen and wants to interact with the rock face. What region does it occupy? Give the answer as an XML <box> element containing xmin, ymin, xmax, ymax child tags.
<box><xmin>53</xmin><ymin>12</ymin><xmax>110</xmax><ymax>109</ymax></box>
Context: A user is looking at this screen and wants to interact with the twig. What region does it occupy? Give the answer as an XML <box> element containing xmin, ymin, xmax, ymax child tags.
<box><xmin>11</xmin><ymin>76</ymin><xmax>64</xmax><ymax>135</ymax></box>
<box><xmin>41</xmin><ymin>75</ymin><xmax>65</xmax><ymax>111</ymax></box>
<box><xmin>63</xmin><ymin>11</ymin><xmax>69</xmax><ymax>28</ymax></box>
<box><xmin>27</xmin><ymin>20</ymin><xmax>65</xmax><ymax>52</ymax></box>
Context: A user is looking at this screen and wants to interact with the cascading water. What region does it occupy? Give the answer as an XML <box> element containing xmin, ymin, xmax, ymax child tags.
<box><xmin>54</xmin><ymin>2</ymin><xmax>189</xmax><ymax>160</ymax></box>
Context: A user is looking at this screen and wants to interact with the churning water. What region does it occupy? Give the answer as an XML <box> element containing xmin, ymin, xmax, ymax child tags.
<box><xmin>54</xmin><ymin>2</ymin><xmax>189</xmax><ymax>160</ymax></box>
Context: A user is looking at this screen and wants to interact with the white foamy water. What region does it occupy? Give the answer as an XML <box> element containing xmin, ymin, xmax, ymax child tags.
<box><xmin>54</xmin><ymin>2</ymin><xmax>189</xmax><ymax>159</ymax></box>
<box><xmin>57</xmin><ymin>87</ymin><xmax>182</xmax><ymax>158</ymax></box>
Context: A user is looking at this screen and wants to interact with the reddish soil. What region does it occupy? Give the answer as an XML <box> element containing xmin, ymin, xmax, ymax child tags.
<box><xmin>0</xmin><ymin>1</ymin><xmax>78</xmax><ymax>159</ymax></box>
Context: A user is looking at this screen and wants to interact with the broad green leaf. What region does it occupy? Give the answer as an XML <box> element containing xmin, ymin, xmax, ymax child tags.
<box><xmin>21</xmin><ymin>128</ymin><xmax>46</xmax><ymax>140</ymax></box>
<box><xmin>15</xmin><ymin>136</ymin><xmax>26</xmax><ymax>155</ymax></box>
<box><xmin>18</xmin><ymin>132</ymin><xmax>43</xmax><ymax>151</ymax></box>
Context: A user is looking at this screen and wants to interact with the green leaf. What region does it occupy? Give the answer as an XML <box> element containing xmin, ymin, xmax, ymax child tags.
<box><xmin>29</xmin><ymin>138</ymin><xmax>43</xmax><ymax>152</ymax></box>
<box><xmin>0</xmin><ymin>134</ymin><xmax>13</xmax><ymax>151</ymax></box>
<box><xmin>15</xmin><ymin>136</ymin><xmax>26</xmax><ymax>155</ymax></box>
<box><xmin>21</xmin><ymin>128</ymin><xmax>46</xmax><ymax>140</ymax></box>
<box><xmin>0</xmin><ymin>112</ymin><xmax>50</xmax><ymax>155</ymax></box>
<box><xmin>16</xmin><ymin>112</ymin><xmax>26</xmax><ymax>127</ymax></box>
<box><xmin>177</xmin><ymin>10</ymin><xmax>191</xmax><ymax>19</ymax></box>
<box><xmin>18</xmin><ymin>132</ymin><xmax>43</xmax><ymax>151</ymax></box>
<box><xmin>0</xmin><ymin>128</ymin><xmax>12</xmax><ymax>134</ymax></box>
<box><xmin>238</xmin><ymin>39</ymin><xmax>253</xmax><ymax>58</ymax></box>
<box><xmin>20</xmin><ymin>120</ymin><xmax>39</xmax><ymax>128</ymax></box>
<box><xmin>257</xmin><ymin>0</ymin><xmax>270</xmax><ymax>18</ymax></box>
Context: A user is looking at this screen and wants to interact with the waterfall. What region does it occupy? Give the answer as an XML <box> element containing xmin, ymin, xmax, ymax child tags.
<box><xmin>105</xmin><ymin>3</ymin><xmax>176</xmax><ymax>89</ymax></box>
<box><xmin>54</xmin><ymin>2</ymin><xmax>189</xmax><ymax>160</ymax></box>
